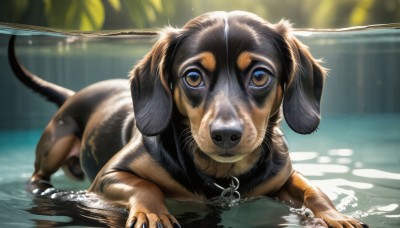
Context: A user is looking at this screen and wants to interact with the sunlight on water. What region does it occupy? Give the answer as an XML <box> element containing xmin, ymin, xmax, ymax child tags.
<box><xmin>294</xmin><ymin>163</ymin><xmax>350</xmax><ymax>176</ymax></box>
<box><xmin>366</xmin><ymin>204</ymin><xmax>400</xmax><ymax>219</ymax></box>
<box><xmin>313</xmin><ymin>179</ymin><xmax>373</xmax><ymax>202</ymax></box>
<box><xmin>288</xmin><ymin>137</ymin><xmax>400</xmax><ymax>227</ymax></box>
<box><xmin>289</xmin><ymin>151</ymin><xmax>319</xmax><ymax>161</ymax></box>
<box><xmin>328</xmin><ymin>149</ymin><xmax>353</xmax><ymax>157</ymax></box>
<box><xmin>378</xmin><ymin>204</ymin><xmax>399</xmax><ymax>212</ymax></box>
<box><xmin>353</xmin><ymin>169</ymin><xmax>400</xmax><ymax>180</ymax></box>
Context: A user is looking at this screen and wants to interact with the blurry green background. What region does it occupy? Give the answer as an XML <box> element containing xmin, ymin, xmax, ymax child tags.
<box><xmin>0</xmin><ymin>0</ymin><xmax>399</xmax><ymax>30</ymax></box>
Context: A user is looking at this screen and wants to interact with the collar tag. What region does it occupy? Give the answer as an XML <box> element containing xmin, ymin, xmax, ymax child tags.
<box><xmin>210</xmin><ymin>176</ymin><xmax>241</xmax><ymax>207</ymax></box>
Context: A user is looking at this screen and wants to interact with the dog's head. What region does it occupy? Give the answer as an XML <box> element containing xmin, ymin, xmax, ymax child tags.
<box><xmin>130</xmin><ymin>11</ymin><xmax>326</xmax><ymax>163</ymax></box>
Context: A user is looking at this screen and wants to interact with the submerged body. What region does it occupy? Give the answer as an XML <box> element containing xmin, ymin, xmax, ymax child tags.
<box><xmin>9</xmin><ymin>11</ymin><xmax>367</xmax><ymax>228</ymax></box>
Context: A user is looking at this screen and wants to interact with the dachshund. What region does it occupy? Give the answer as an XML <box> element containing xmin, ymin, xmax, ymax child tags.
<box><xmin>9</xmin><ymin>11</ymin><xmax>367</xmax><ymax>228</ymax></box>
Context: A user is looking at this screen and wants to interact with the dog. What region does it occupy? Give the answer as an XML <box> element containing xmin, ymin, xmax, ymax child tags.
<box><xmin>9</xmin><ymin>11</ymin><xmax>367</xmax><ymax>228</ymax></box>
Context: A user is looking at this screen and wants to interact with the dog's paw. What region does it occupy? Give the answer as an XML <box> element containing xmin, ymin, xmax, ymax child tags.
<box><xmin>126</xmin><ymin>210</ymin><xmax>180</xmax><ymax>228</ymax></box>
<box><xmin>26</xmin><ymin>178</ymin><xmax>53</xmax><ymax>194</ymax></box>
<box><xmin>316</xmin><ymin>210</ymin><xmax>368</xmax><ymax>228</ymax></box>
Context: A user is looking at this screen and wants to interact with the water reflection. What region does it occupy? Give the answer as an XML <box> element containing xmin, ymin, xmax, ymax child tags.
<box><xmin>25</xmin><ymin>194</ymin><xmax>301</xmax><ymax>227</ymax></box>
<box><xmin>353</xmin><ymin>169</ymin><xmax>400</xmax><ymax>180</ymax></box>
<box><xmin>377</xmin><ymin>204</ymin><xmax>399</xmax><ymax>212</ymax></box>
<box><xmin>27</xmin><ymin>195</ymin><xmax>127</xmax><ymax>227</ymax></box>
<box><xmin>366</xmin><ymin>204</ymin><xmax>400</xmax><ymax>219</ymax></box>
<box><xmin>294</xmin><ymin>164</ymin><xmax>350</xmax><ymax>176</ymax></box>
<box><xmin>328</xmin><ymin>149</ymin><xmax>353</xmax><ymax>157</ymax></box>
<box><xmin>289</xmin><ymin>147</ymin><xmax>400</xmax><ymax>226</ymax></box>
<box><xmin>289</xmin><ymin>151</ymin><xmax>319</xmax><ymax>161</ymax></box>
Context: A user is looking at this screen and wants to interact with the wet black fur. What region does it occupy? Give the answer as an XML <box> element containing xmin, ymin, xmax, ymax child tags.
<box><xmin>130</xmin><ymin>11</ymin><xmax>325</xmax><ymax>196</ymax></box>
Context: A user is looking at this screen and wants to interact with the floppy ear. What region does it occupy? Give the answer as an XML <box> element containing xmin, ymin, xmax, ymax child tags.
<box><xmin>274</xmin><ymin>21</ymin><xmax>327</xmax><ymax>134</ymax></box>
<box><xmin>130</xmin><ymin>29</ymin><xmax>179</xmax><ymax>136</ymax></box>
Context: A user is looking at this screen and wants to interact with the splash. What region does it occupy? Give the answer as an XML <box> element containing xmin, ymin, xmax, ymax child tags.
<box><xmin>289</xmin><ymin>206</ymin><xmax>322</xmax><ymax>227</ymax></box>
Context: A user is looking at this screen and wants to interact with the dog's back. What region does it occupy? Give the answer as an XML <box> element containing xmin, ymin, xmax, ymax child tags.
<box><xmin>9</xmin><ymin>37</ymin><xmax>135</xmax><ymax>183</ymax></box>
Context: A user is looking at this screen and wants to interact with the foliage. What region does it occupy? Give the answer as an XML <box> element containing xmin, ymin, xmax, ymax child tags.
<box><xmin>0</xmin><ymin>0</ymin><xmax>398</xmax><ymax>30</ymax></box>
<box><xmin>44</xmin><ymin>0</ymin><xmax>105</xmax><ymax>31</ymax></box>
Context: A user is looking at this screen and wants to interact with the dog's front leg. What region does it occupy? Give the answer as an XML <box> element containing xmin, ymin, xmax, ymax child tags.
<box><xmin>275</xmin><ymin>171</ymin><xmax>366</xmax><ymax>228</ymax></box>
<box><xmin>89</xmin><ymin>171</ymin><xmax>179</xmax><ymax>228</ymax></box>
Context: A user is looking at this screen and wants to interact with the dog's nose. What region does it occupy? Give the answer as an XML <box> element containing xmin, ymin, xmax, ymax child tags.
<box><xmin>210</xmin><ymin>119</ymin><xmax>243</xmax><ymax>149</ymax></box>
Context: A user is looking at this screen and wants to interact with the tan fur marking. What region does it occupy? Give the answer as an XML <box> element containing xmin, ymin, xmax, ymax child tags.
<box><xmin>179</xmin><ymin>52</ymin><xmax>216</xmax><ymax>73</ymax></box>
<box><xmin>40</xmin><ymin>134</ymin><xmax>80</xmax><ymax>174</ymax></box>
<box><xmin>237</xmin><ymin>51</ymin><xmax>252</xmax><ymax>71</ymax></box>
<box><xmin>251</xmin><ymin>86</ymin><xmax>277</xmax><ymax>129</ymax></box>
<box><xmin>200</xmin><ymin>52</ymin><xmax>216</xmax><ymax>72</ymax></box>
<box><xmin>174</xmin><ymin>85</ymin><xmax>205</xmax><ymax>129</ymax></box>
<box><xmin>174</xmin><ymin>87</ymin><xmax>187</xmax><ymax>116</ymax></box>
<box><xmin>131</xmin><ymin>152</ymin><xmax>202</xmax><ymax>200</ymax></box>
<box><xmin>237</xmin><ymin>52</ymin><xmax>278</xmax><ymax>74</ymax></box>
<box><xmin>88</xmin><ymin>129</ymin><xmax>99</xmax><ymax>164</ymax></box>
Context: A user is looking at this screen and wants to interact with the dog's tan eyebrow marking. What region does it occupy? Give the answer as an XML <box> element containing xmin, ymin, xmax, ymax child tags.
<box><xmin>236</xmin><ymin>51</ymin><xmax>277</xmax><ymax>73</ymax></box>
<box><xmin>200</xmin><ymin>52</ymin><xmax>216</xmax><ymax>72</ymax></box>
<box><xmin>237</xmin><ymin>51</ymin><xmax>253</xmax><ymax>71</ymax></box>
<box><xmin>180</xmin><ymin>52</ymin><xmax>216</xmax><ymax>72</ymax></box>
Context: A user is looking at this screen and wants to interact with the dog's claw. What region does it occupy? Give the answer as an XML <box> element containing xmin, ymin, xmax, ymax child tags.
<box><xmin>360</xmin><ymin>222</ymin><xmax>369</xmax><ymax>228</ymax></box>
<box><xmin>128</xmin><ymin>220</ymin><xmax>136</xmax><ymax>228</ymax></box>
<box><xmin>127</xmin><ymin>210</ymin><xmax>177</xmax><ymax>228</ymax></box>
<box><xmin>127</xmin><ymin>220</ymin><xmax>148</xmax><ymax>228</ymax></box>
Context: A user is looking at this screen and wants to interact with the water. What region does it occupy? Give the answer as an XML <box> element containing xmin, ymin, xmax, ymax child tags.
<box><xmin>0</xmin><ymin>23</ymin><xmax>400</xmax><ymax>227</ymax></box>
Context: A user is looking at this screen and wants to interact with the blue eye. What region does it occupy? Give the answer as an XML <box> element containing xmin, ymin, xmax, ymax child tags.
<box><xmin>250</xmin><ymin>69</ymin><xmax>271</xmax><ymax>87</ymax></box>
<box><xmin>184</xmin><ymin>70</ymin><xmax>204</xmax><ymax>87</ymax></box>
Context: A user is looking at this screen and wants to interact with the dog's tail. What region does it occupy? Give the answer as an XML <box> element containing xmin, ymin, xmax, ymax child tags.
<box><xmin>8</xmin><ymin>35</ymin><xmax>75</xmax><ymax>107</ymax></box>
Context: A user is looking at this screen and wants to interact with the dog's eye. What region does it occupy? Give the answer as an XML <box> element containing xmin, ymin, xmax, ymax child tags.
<box><xmin>184</xmin><ymin>70</ymin><xmax>204</xmax><ymax>88</ymax></box>
<box><xmin>250</xmin><ymin>69</ymin><xmax>271</xmax><ymax>87</ymax></box>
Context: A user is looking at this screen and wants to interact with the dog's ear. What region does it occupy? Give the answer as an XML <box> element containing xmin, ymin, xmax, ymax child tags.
<box><xmin>274</xmin><ymin>21</ymin><xmax>327</xmax><ymax>134</ymax></box>
<box><xmin>130</xmin><ymin>29</ymin><xmax>179</xmax><ymax>136</ymax></box>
